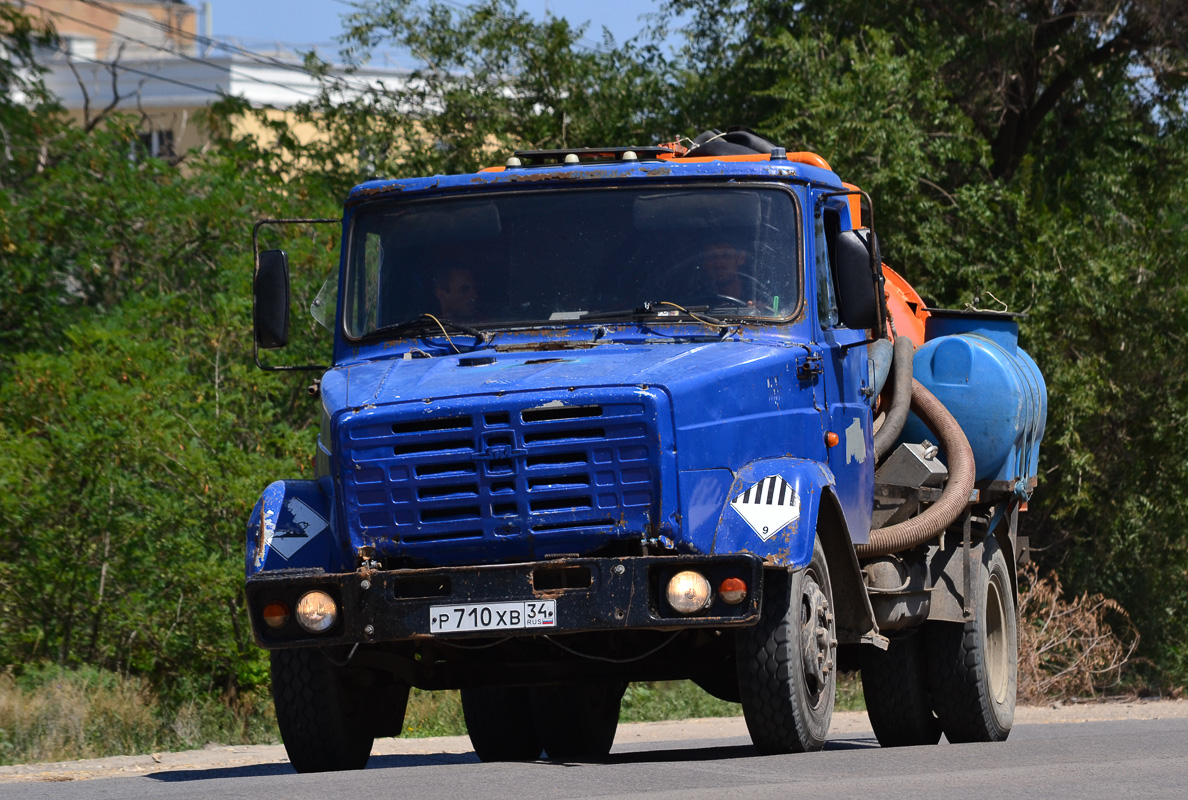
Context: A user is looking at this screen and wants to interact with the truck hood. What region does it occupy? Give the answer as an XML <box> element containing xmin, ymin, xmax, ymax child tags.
<box><xmin>322</xmin><ymin>341</ymin><xmax>825</xmax><ymax>473</ymax></box>
<box><xmin>327</xmin><ymin>341</ymin><xmax>805</xmax><ymax>409</ymax></box>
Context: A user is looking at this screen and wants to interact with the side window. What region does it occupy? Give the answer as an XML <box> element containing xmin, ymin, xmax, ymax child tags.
<box><xmin>348</xmin><ymin>231</ymin><xmax>383</xmax><ymax>333</ymax></box>
<box><xmin>815</xmin><ymin>209</ymin><xmax>839</xmax><ymax>328</ymax></box>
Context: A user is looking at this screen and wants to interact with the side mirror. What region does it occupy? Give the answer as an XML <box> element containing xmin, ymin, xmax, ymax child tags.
<box><xmin>254</xmin><ymin>249</ymin><xmax>290</xmax><ymax>349</ymax></box>
<box><xmin>834</xmin><ymin>229</ymin><xmax>883</xmax><ymax>332</ymax></box>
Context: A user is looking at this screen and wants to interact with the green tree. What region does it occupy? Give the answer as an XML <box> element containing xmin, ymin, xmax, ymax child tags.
<box><xmin>0</xmin><ymin>9</ymin><xmax>338</xmax><ymax>695</ymax></box>
<box><xmin>247</xmin><ymin>0</ymin><xmax>678</xmax><ymax>184</ymax></box>
<box><xmin>704</xmin><ymin>3</ymin><xmax>1188</xmax><ymax>684</ymax></box>
<box><xmin>663</xmin><ymin>0</ymin><xmax>1188</xmax><ymax>179</ymax></box>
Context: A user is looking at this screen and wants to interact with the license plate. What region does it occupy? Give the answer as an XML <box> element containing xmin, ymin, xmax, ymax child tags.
<box><xmin>429</xmin><ymin>600</ymin><xmax>556</xmax><ymax>633</ymax></box>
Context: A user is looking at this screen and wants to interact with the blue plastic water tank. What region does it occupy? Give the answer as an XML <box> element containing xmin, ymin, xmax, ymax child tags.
<box><xmin>899</xmin><ymin>310</ymin><xmax>1047</xmax><ymax>495</ymax></box>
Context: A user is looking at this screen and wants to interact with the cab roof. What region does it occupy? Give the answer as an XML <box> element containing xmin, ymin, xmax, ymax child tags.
<box><xmin>346</xmin><ymin>148</ymin><xmax>846</xmax><ymax>205</ymax></box>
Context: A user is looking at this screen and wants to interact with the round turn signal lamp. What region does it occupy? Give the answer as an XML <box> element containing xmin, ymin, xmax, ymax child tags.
<box><xmin>825</xmin><ymin>431</ymin><xmax>840</xmax><ymax>447</ymax></box>
<box><xmin>295</xmin><ymin>590</ymin><xmax>338</xmax><ymax>633</ymax></box>
<box><xmin>262</xmin><ymin>601</ymin><xmax>291</xmax><ymax>629</ymax></box>
<box><xmin>666</xmin><ymin>570</ymin><xmax>712</xmax><ymax>614</ymax></box>
<box><xmin>718</xmin><ymin>577</ymin><xmax>748</xmax><ymax>605</ymax></box>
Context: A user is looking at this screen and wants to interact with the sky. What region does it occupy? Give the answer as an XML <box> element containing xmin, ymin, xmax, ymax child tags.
<box><xmin>209</xmin><ymin>1</ymin><xmax>666</xmax><ymax>64</ymax></box>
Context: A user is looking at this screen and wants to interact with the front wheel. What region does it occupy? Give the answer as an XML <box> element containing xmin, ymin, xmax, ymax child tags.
<box><xmin>271</xmin><ymin>648</ymin><xmax>385</xmax><ymax>773</ymax></box>
<box><xmin>736</xmin><ymin>539</ymin><xmax>837</xmax><ymax>754</ymax></box>
<box><xmin>926</xmin><ymin>535</ymin><xmax>1017</xmax><ymax>743</ymax></box>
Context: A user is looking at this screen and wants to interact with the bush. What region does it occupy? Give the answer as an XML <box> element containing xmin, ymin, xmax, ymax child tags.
<box><xmin>1017</xmin><ymin>565</ymin><xmax>1141</xmax><ymax>702</ymax></box>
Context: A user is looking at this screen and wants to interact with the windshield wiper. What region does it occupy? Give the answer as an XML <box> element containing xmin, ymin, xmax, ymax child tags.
<box><xmin>366</xmin><ymin>314</ymin><xmax>490</xmax><ymax>349</ymax></box>
<box><xmin>581</xmin><ymin>302</ymin><xmax>728</xmax><ymax>327</ymax></box>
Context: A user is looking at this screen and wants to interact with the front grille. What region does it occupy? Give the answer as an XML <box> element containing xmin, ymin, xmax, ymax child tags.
<box><xmin>339</xmin><ymin>392</ymin><xmax>660</xmax><ymax>564</ymax></box>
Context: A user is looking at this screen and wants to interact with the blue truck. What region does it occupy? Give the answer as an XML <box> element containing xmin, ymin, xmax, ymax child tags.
<box><xmin>247</xmin><ymin>128</ymin><xmax>1047</xmax><ymax>771</ymax></box>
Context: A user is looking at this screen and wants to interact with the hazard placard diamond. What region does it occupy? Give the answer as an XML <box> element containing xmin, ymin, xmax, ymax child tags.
<box><xmin>269</xmin><ymin>497</ymin><xmax>329</xmax><ymax>560</ymax></box>
<box><xmin>730</xmin><ymin>475</ymin><xmax>800</xmax><ymax>541</ymax></box>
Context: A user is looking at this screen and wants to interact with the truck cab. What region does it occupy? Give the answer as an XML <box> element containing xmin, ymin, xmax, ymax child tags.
<box><xmin>247</xmin><ymin>133</ymin><xmax>1046</xmax><ymax>771</ymax></box>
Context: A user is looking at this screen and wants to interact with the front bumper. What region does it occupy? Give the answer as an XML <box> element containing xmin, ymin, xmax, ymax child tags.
<box><xmin>247</xmin><ymin>554</ymin><xmax>764</xmax><ymax>649</ymax></box>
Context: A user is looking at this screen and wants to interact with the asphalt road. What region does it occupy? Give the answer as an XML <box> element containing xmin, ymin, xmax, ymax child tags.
<box><xmin>4</xmin><ymin>709</ymin><xmax>1187</xmax><ymax>800</ymax></box>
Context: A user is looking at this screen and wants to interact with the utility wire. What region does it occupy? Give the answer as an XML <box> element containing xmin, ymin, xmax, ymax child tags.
<box><xmin>58</xmin><ymin>51</ymin><xmax>228</xmax><ymax>99</ymax></box>
<box><xmin>27</xmin><ymin>1</ymin><xmax>323</xmax><ymax>99</ymax></box>
<box><xmin>70</xmin><ymin>0</ymin><xmax>338</xmax><ymax>76</ymax></box>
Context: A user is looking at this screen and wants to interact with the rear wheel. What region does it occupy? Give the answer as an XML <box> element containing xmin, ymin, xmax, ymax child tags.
<box><xmin>736</xmin><ymin>539</ymin><xmax>837</xmax><ymax>754</ymax></box>
<box><xmin>271</xmin><ymin>648</ymin><xmax>382</xmax><ymax>773</ymax></box>
<box><xmin>461</xmin><ymin>687</ymin><xmax>542</xmax><ymax>762</ymax></box>
<box><xmin>926</xmin><ymin>536</ymin><xmax>1017</xmax><ymax>743</ymax></box>
<box><xmin>530</xmin><ymin>682</ymin><xmax>627</xmax><ymax>760</ymax></box>
<box><xmin>860</xmin><ymin>628</ymin><xmax>942</xmax><ymax>747</ymax></box>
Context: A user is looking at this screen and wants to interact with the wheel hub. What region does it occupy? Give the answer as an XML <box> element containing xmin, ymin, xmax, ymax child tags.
<box><xmin>800</xmin><ymin>578</ymin><xmax>835</xmax><ymax>695</ymax></box>
<box><xmin>986</xmin><ymin>573</ymin><xmax>1009</xmax><ymax>705</ymax></box>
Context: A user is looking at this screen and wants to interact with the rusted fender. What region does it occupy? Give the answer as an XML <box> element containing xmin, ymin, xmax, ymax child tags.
<box><xmin>246</xmin><ymin>480</ymin><xmax>349</xmax><ymax>578</ymax></box>
<box><xmin>710</xmin><ymin>457</ymin><xmax>836</xmax><ymax>569</ymax></box>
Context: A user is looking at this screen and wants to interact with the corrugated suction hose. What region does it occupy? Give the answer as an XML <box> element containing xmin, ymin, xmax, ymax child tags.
<box><xmin>872</xmin><ymin>335</ymin><xmax>915</xmax><ymax>463</ymax></box>
<box><xmin>855</xmin><ymin>379</ymin><xmax>976</xmax><ymax>558</ymax></box>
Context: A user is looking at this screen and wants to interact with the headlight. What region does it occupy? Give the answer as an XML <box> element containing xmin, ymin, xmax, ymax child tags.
<box><xmin>666</xmin><ymin>570</ymin><xmax>712</xmax><ymax>614</ymax></box>
<box><xmin>295</xmin><ymin>590</ymin><xmax>338</xmax><ymax>633</ymax></box>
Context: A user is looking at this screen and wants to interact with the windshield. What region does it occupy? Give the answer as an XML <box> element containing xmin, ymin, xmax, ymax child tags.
<box><xmin>343</xmin><ymin>185</ymin><xmax>801</xmax><ymax>339</ymax></box>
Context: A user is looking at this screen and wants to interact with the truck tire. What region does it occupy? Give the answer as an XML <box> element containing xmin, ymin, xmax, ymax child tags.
<box><xmin>271</xmin><ymin>647</ymin><xmax>375</xmax><ymax>773</ymax></box>
<box><xmin>530</xmin><ymin>682</ymin><xmax>626</xmax><ymax>761</ymax></box>
<box><xmin>736</xmin><ymin>539</ymin><xmax>837</xmax><ymax>754</ymax></box>
<box><xmin>926</xmin><ymin>536</ymin><xmax>1017</xmax><ymax>743</ymax></box>
<box><xmin>859</xmin><ymin>628</ymin><xmax>942</xmax><ymax>747</ymax></box>
<box><xmin>461</xmin><ymin>687</ymin><xmax>542</xmax><ymax>761</ymax></box>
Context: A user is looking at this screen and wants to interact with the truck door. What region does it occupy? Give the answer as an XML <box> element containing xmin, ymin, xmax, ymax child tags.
<box><xmin>812</xmin><ymin>194</ymin><xmax>875</xmax><ymax>541</ymax></box>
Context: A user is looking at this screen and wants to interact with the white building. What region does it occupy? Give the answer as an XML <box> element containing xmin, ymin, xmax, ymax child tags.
<box><xmin>25</xmin><ymin>0</ymin><xmax>405</xmax><ymax>157</ymax></box>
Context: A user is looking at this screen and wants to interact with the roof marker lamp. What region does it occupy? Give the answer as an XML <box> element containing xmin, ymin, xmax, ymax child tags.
<box><xmin>666</xmin><ymin>570</ymin><xmax>712</xmax><ymax>614</ymax></box>
<box><xmin>295</xmin><ymin>590</ymin><xmax>338</xmax><ymax>633</ymax></box>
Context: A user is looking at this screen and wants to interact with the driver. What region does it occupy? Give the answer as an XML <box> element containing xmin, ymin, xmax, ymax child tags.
<box><xmin>701</xmin><ymin>240</ymin><xmax>749</xmax><ymax>302</ymax></box>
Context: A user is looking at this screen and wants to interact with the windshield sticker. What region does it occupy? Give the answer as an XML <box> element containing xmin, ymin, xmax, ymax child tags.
<box><xmin>845</xmin><ymin>417</ymin><xmax>866</xmax><ymax>464</ymax></box>
<box><xmin>270</xmin><ymin>497</ymin><xmax>330</xmax><ymax>560</ymax></box>
<box><xmin>731</xmin><ymin>475</ymin><xmax>800</xmax><ymax>541</ymax></box>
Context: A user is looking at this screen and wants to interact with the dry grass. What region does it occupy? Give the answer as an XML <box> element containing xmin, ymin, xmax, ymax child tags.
<box><xmin>1017</xmin><ymin>564</ymin><xmax>1140</xmax><ymax>702</ymax></box>
<box><xmin>0</xmin><ymin>667</ymin><xmax>277</xmax><ymax>765</ymax></box>
<box><xmin>0</xmin><ymin>669</ymin><xmax>162</xmax><ymax>763</ymax></box>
